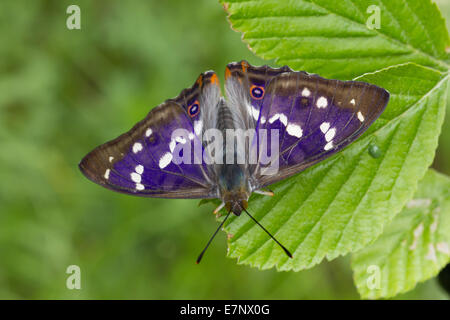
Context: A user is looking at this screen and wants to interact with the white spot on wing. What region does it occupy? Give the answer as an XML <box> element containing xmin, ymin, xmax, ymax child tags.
<box><xmin>320</xmin><ymin>122</ymin><xmax>330</xmax><ymax>133</ymax></box>
<box><xmin>357</xmin><ymin>111</ymin><xmax>365</xmax><ymax>122</ymax></box>
<box><xmin>169</xmin><ymin>139</ymin><xmax>176</xmax><ymax>153</ymax></box>
<box><xmin>136</xmin><ymin>183</ymin><xmax>145</xmax><ymax>191</ymax></box>
<box><xmin>131</xmin><ymin>172</ymin><xmax>141</xmax><ymax>183</ymax></box>
<box><xmin>135</xmin><ymin>165</ymin><xmax>144</xmax><ymax>175</ymax></box>
<box><xmin>350</xmin><ymin>98</ymin><xmax>355</xmax><ymax>105</ymax></box>
<box><xmin>316</xmin><ymin>96</ymin><xmax>328</xmax><ymax>108</ymax></box>
<box><xmin>246</xmin><ymin>103</ymin><xmax>260</xmax><ymax>121</ymax></box>
<box><xmin>133</xmin><ymin>142</ymin><xmax>143</xmax><ymax>153</ymax></box>
<box><xmin>104</xmin><ymin>169</ymin><xmax>110</xmax><ymax>179</ymax></box>
<box><xmin>269</xmin><ymin>114</ymin><xmax>279</xmax><ymax>124</ymax></box>
<box><xmin>302</xmin><ymin>88</ymin><xmax>311</xmax><ymax>97</ymax></box>
<box><xmin>325</xmin><ymin>128</ymin><xmax>336</xmax><ymax>142</ymax></box>
<box><xmin>145</xmin><ymin>128</ymin><xmax>153</xmax><ymax>137</ymax></box>
<box><xmin>286</xmin><ymin>123</ymin><xmax>303</xmax><ymax>138</ymax></box>
<box><xmin>109</xmin><ymin>156</ymin><xmax>114</xmax><ymax>162</ymax></box>
<box><xmin>324</xmin><ymin>141</ymin><xmax>333</xmax><ymax>151</ymax></box>
<box><xmin>268</xmin><ymin>113</ymin><xmax>287</xmax><ymax>126</ymax></box>
<box><xmin>159</xmin><ymin>152</ymin><xmax>172</xmax><ymax>169</ymax></box>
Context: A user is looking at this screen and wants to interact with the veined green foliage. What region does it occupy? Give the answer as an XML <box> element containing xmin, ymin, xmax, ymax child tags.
<box><xmin>224</xmin><ymin>63</ymin><xmax>448</xmax><ymax>271</ymax></box>
<box><xmin>352</xmin><ymin>170</ymin><xmax>450</xmax><ymax>299</ymax></box>
<box><xmin>220</xmin><ymin>0</ymin><xmax>450</xmax><ymax>79</ymax></box>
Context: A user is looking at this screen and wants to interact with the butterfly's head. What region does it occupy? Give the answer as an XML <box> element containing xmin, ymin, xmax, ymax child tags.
<box><xmin>224</xmin><ymin>194</ymin><xmax>248</xmax><ymax>216</ymax></box>
<box><xmin>221</xmin><ymin>190</ymin><xmax>249</xmax><ymax>216</ymax></box>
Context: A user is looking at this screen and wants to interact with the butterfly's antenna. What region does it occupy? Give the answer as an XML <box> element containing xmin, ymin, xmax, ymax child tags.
<box><xmin>241</xmin><ymin>206</ymin><xmax>293</xmax><ymax>259</ymax></box>
<box><xmin>196</xmin><ymin>209</ymin><xmax>232</xmax><ymax>264</ymax></box>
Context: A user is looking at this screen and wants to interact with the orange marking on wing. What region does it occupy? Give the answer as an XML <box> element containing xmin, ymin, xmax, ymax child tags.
<box><xmin>196</xmin><ymin>74</ymin><xmax>203</xmax><ymax>87</ymax></box>
<box><xmin>241</xmin><ymin>61</ymin><xmax>248</xmax><ymax>73</ymax></box>
<box><xmin>225</xmin><ymin>67</ymin><xmax>231</xmax><ymax>80</ymax></box>
<box><xmin>250</xmin><ymin>85</ymin><xmax>265</xmax><ymax>100</ymax></box>
<box><xmin>188</xmin><ymin>100</ymin><xmax>200</xmax><ymax>118</ymax></box>
<box><xmin>210</xmin><ymin>73</ymin><xmax>219</xmax><ymax>86</ymax></box>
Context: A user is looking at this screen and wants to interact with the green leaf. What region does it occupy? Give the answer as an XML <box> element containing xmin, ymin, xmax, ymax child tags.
<box><xmin>198</xmin><ymin>199</ymin><xmax>221</xmax><ymax>207</ymax></box>
<box><xmin>221</xmin><ymin>0</ymin><xmax>450</xmax><ymax>79</ymax></box>
<box><xmin>351</xmin><ymin>169</ymin><xmax>450</xmax><ymax>299</ymax></box>
<box><xmin>224</xmin><ymin>63</ymin><xmax>448</xmax><ymax>271</ymax></box>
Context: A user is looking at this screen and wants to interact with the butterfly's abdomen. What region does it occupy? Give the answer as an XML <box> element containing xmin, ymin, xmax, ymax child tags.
<box><xmin>216</xmin><ymin>99</ymin><xmax>237</xmax><ymax>165</ymax></box>
<box><xmin>217</xmin><ymin>99</ymin><xmax>235</xmax><ymax>132</ymax></box>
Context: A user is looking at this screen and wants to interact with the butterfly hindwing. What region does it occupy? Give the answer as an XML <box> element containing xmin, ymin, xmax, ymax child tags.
<box><xmin>79</xmin><ymin>72</ymin><xmax>222</xmax><ymax>199</ymax></box>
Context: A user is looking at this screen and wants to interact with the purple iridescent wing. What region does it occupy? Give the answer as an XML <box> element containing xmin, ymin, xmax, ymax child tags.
<box><xmin>79</xmin><ymin>72</ymin><xmax>221</xmax><ymax>199</ymax></box>
<box><xmin>226</xmin><ymin>61</ymin><xmax>389</xmax><ymax>187</ymax></box>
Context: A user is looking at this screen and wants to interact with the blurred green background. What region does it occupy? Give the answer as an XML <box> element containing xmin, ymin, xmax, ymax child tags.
<box><xmin>0</xmin><ymin>0</ymin><xmax>449</xmax><ymax>299</ymax></box>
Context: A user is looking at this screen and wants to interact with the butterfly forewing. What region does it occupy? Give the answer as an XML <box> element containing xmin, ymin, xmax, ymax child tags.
<box><xmin>79</xmin><ymin>73</ymin><xmax>222</xmax><ymax>199</ymax></box>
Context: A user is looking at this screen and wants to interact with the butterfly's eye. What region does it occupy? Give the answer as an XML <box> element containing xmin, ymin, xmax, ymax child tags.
<box><xmin>188</xmin><ymin>101</ymin><xmax>200</xmax><ymax>117</ymax></box>
<box><xmin>250</xmin><ymin>85</ymin><xmax>265</xmax><ymax>100</ymax></box>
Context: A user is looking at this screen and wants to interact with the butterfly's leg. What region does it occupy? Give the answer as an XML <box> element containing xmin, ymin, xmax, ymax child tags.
<box><xmin>213</xmin><ymin>202</ymin><xmax>225</xmax><ymax>214</ymax></box>
<box><xmin>254</xmin><ymin>188</ymin><xmax>274</xmax><ymax>197</ymax></box>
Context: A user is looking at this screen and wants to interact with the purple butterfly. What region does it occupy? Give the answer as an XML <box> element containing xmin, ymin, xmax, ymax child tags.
<box><xmin>79</xmin><ymin>61</ymin><xmax>389</xmax><ymax>262</ymax></box>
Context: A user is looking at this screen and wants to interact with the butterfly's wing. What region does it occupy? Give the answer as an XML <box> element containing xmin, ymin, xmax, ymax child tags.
<box><xmin>79</xmin><ymin>72</ymin><xmax>222</xmax><ymax>199</ymax></box>
<box><xmin>226</xmin><ymin>61</ymin><xmax>389</xmax><ymax>188</ymax></box>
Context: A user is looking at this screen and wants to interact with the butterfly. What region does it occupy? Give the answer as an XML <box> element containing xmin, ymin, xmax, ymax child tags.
<box><xmin>79</xmin><ymin>61</ymin><xmax>389</xmax><ymax>262</ymax></box>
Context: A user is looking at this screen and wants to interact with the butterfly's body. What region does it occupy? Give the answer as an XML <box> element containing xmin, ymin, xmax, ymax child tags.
<box><xmin>79</xmin><ymin>61</ymin><xmax>389</xmax><ymax>258</ymax></box>
<box><xmin>213</xmin><ymin>98</ymin><xmax>251</xmax><ymax>215</ymax></box>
